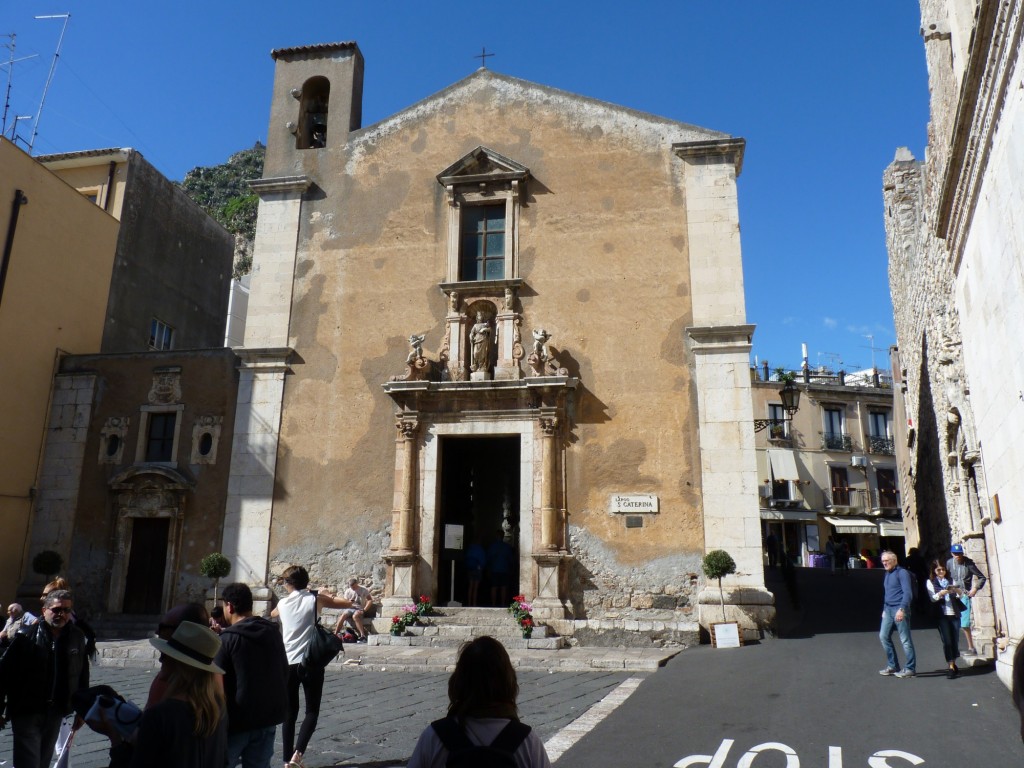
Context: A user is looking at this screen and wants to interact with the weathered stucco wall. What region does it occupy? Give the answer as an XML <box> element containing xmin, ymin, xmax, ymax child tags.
<box><xmin>0</xmin><ymin>138</ymin><xmax>121</xmax><ymax>599</ymax></box>
<box><xmin>264</xmin><ymin>71</ymin><xmax>722</xmax><ymax>615</ymax></box>
<box><xmin>101</xmin><ymin>152</ymin><xmax>234</xmax><ymax>352</ymax></box>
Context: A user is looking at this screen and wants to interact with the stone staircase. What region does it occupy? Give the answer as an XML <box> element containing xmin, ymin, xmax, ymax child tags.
<box><xmin>90</xmin><ymin>614</ymin><xmax>162</xmax><ymax>641</ymax></box>
<box><xmin>363</xmin><ymin>607</ymin><xmax>565</xmax><ymax>650</ymax></box>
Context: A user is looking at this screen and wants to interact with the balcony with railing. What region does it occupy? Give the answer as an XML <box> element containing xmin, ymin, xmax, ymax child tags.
<box><xmin>871</xmin><ymin>488</ymin><xmax>901</xmax><ymax>513</ymax></box>
<box><xmin>867</xmin><ymin>435</ymin><xmax>895</xmax><ymax>455</ymax></box>
<box><xmin>825</xmin><ymin>487</ymin><xmax>868</xmax><ymax>512</ymax></box>
<box><xmin>821</xmin><ymin>432</ymin><xmax>854</xmax><ymax>452</ymax></box>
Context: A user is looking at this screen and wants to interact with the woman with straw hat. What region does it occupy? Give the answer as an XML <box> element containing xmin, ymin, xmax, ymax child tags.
<box><xmin>121</xmin><ymin>621</ymin><xmax>227</xmax><ymax>767</ymax></box>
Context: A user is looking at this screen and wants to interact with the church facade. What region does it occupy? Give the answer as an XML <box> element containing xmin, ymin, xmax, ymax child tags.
<box><xmin>224</xmin><ymin>42</ymin><xmax>771</xmax><ymax>639</ymax></box>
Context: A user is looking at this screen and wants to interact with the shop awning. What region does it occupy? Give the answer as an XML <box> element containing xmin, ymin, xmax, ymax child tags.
<box><xmin>825</xmin><ymin>516</ymin><xmax>878</xmax><ymax>534</ymax></box>
<box><xmin>767</xmin><ymin>449</ymin><xmax>800</xmax><ymax>480</ymax></box>
<box><xmin>760</xmin><ymin>509</ymin><xmax>817</xmax><ymax>522</ymax></box>
<box><xmin>877</xmin><ymin>519</ymin><xmax>906</xmax><ymax>537</ymax></box>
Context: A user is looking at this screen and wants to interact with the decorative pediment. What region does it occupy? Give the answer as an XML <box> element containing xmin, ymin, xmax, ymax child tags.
<box><xmin>109</xmin><ymin>463</ymin><xmax>195</xmax><ymax>491</ymax></box>
<box><xmin>436</xmin><ymin>146</ymin><xmax>530</xmax><ymax>188</ymax></box>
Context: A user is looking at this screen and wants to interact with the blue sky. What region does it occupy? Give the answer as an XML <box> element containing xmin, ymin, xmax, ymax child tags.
<box><xmin>4</xmin><ymin>2</ymin><xmax>928</xmax><ymax>372</ymax></box>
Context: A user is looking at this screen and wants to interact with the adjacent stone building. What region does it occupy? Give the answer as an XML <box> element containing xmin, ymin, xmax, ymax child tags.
<box><xmin>24</xmin><ymin>350</ymin><xmax>239</xmax><ymax>618</ymax></box>
<box><xmin>884</xmin><ymin>0</ymin><xmax>1024</xmax><ymax>687</ymax></box>
<box><xmin>223</xmin><ymin>42</ymin><xmax>772</xmax><ymax>640</ymax></box>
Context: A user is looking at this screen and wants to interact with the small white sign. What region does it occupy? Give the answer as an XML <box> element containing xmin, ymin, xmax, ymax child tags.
<box><xmin>609</xmin><ymin>494</ymin><xmax>659</xmax><ymax>514</ymax></box>
<box><xmin>444</xmin><ymin>524</ymin><xmax>464</xmax><ymax>550</ymax></box>
<box><xmin>713</xmin><ymin>622</ymin><xmax>741</xmax><ymax>648</ymax></box>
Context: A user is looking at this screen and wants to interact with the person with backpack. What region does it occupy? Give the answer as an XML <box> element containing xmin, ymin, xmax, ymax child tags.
<box><xmin>407</xmin><ymin>635</ymin><xmax>550</xmax><ymax>768</ymax></box>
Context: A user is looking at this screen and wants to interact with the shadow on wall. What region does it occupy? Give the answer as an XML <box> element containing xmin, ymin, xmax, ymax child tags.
<box><xmin>915</xmin><ymin>333</ymin><xmax>951</xmax><ymax>556</ymax></box>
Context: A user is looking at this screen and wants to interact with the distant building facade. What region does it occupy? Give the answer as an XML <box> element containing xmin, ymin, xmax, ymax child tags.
<box><xmin>884</xmin><ymin>0</ymin><xmax>1024</xmax><ymax>686</ymax></box>
<box><xmin>23</xmin><ymin>350</ymin><xmax>239</xmax><ymax>618</ymax></box>
<box><xmin>222</xmin><ymin>42</ymin><xmax>773</xmax><ymax>641</ymax></box>
<box><xmin>752</xmin><ymin>366</ymin><xmax>903</xmax><ymax>567</ymax></box>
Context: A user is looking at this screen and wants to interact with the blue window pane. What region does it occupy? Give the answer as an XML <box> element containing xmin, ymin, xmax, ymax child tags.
<box><xmin>485</xmin><ymin>258</ymin><xmax>504</xmax><ymax>280</ymax></box>
<box><xmin>486</xmin><ymin>209</ymin><xmax>506</xmax><ymax>229</ymax></box>
<box><xmin>486</xmin><ymin>233</ymin><xmax>504</xmax><ymax>256</ymax></box>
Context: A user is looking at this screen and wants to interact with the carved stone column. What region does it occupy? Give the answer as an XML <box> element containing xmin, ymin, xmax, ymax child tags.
<box><xmin>384</xmin><ymin>413</ymin><xmax>419</xmax><ymax>611</ymax></box>
<box><xmin>494</xmin><ymin>287</ymin><xmax>523</xmax><ymax>380</ymax></box>
<box><xmin>538</xmin><ymin>413</ymin><xmax>560</xmax><ymax>551</ymax></box>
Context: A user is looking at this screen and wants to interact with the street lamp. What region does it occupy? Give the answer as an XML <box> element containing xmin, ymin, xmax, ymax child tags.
<box><xmin>754</xmin><ymin>379</ymin><xmax>801</xmax><ymax>433</ymax></box>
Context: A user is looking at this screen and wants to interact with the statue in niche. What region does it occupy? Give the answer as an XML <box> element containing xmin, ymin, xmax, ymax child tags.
<box><xmin>470</xmin><ymin>312</ymin><xmax>493</xmax><ymax>373</ymax></box>
<box><xmin>406</xmin><ymin>334</ymin><xmax>426</xmax><ymax>363</ymax></box>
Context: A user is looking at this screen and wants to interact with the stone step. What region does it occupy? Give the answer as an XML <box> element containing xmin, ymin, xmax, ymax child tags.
<box><xmin>90</xmin><ymin>614</ymin><xmax>162</xmax><ymax>641</ymax></box>
<box><xmin>370</xmin><ymin>633</ymin><xmax>564</xmax><ymax>650</ymax></box>
<box><xmin>95</xmin><ymin>639</ymin><xmax>677</xmax><ymax>673</ymax></box>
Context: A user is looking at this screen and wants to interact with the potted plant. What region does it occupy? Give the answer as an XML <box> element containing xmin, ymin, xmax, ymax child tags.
<box><xmin>199</xmin><ymin>552</ymin><xmax>232</xmax><ymax>604</ymax></box>
<box><xmin>32</xmin><ymin>550</ymin><xmax>63</xmax><ymax>582</ymax></box>
<box><xmin>702</xmin><ymin>549</ymin><xmax>740</xmax><ymax>647</ymax></box>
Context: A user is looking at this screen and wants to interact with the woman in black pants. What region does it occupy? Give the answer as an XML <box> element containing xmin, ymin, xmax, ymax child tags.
<box><xmin>272</xmin><ymin>565</ymin><xmax>354</xmax><ymax>767</ymax></box>
<box><xmin>926</xmin><ymin>560</ymin><xmax>965</xmax><ymax>679</ymax></box>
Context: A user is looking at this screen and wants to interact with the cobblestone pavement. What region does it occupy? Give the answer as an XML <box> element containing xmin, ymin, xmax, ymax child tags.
<box><xmin>0</xmin><ymin>664</ymin><xmax>639</xmax><ymax>767</ymax></box>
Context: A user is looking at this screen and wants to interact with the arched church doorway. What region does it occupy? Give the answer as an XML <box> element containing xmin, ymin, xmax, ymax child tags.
<box><xmin>438</xmin><ymin>436</ymin><xmax>520</xmax><ymax>606</ymax></box>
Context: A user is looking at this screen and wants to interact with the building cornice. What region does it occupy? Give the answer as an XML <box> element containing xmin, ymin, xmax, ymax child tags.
<box><xmin>937</xmin><ymin>0</ymin><xmax>1024</xmax><ymax>271</ymax></box>
<box><xmin>248</xmin><ymin>176</ymin><xmax>312</xmax><ymax>197</ymax></box>
<box><xmin>672</xmin><ymin>138</ymin><xmax>745</xmax><ymax>176</ymax></box>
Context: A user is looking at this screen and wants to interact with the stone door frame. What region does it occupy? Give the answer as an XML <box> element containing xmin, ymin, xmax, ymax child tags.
<box><xmin>107</xmin><ymin>467</ymin><xmax>191</xmax><ymax>615</ymax></box>
<box><xmin>381</xmin><ymin>378</ymin><xmax>576</xmax><ymax>619</ymax></box>
<box><xmin>421</xmin><ymin>418</ymin><xmax>537</xmax><ymax>605</ymax></box>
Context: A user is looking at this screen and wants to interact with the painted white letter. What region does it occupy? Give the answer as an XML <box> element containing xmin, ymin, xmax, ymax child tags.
<box><xmin>674</xmin><ymin>739</ymin><xmax>735</xmax><ymax>768</ymax></box>
<box><xmin>737</xmin><ymin>742</ymin><xmax>799</xmax><ymax>768</ymax></box>
<box><xmin>867</xmin><ymin>750</ymin><xmax>925</xmax><ymax>767</ymax></box>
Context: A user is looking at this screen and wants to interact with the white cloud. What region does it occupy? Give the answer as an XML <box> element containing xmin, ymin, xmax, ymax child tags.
<box><xmin>823</xmin><ymin>317</ymin><xmax>837</xmax><ymax>329</ymax></box>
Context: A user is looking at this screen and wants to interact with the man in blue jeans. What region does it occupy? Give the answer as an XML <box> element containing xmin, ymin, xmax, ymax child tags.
<box><xmin>878</xmin><ymin>550</ymin><xmax>917</xmax><ymax>679</ymax></box>
<box><xmin>215</xmin><ymin>583</ymin><xmax>289</xmax><ymax>767</ymax></box>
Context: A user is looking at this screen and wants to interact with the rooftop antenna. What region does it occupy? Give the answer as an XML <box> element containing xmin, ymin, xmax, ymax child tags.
<box><xmin>2</xmin><ymin>34</ymin><xmax>39</xmax><ymax>137</ymax></box>
<box><xmin>29</xmin><ymin>13</ymin><xmax>70</xmax><ymax>153</ymax></box>
<box><xmin>8</xmin><ymin>114</ymin><xmax>31</xmax><ymax>145</ymax></box>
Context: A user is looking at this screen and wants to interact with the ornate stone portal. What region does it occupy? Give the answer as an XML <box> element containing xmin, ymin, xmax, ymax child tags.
<box><xmin>382</xmin><ymin>285</ymin><xmax>576</xmax><ymax>620</ymax></box>
<box><xmin>106</xmin><ymin>465</ymin><xmax>194</xmax><ymax>614</ymax></box>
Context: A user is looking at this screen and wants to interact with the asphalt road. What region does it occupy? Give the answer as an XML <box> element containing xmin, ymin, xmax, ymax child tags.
<box><xmin>3</xmin><ymin>567</ymin><xmax>1020</xmax><ymax>767</ymax></box>
<box><xmin>556</xmin><ymin>567</ymin><xmax>1023</xmax><ymax>767</ymax></box>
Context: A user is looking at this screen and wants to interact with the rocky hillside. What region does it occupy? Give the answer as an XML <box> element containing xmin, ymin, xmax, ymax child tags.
<box><xmin>179</xmin><ymin>143</ymin><xmax>264</xmax><ymax>278</ymax></box>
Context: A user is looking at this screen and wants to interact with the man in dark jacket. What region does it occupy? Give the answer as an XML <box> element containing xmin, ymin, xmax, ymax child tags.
<box><xmin>215</xmin><ymin>582</ymin><xmax>289</xmax><ymax>768</ymax></box>
<box><xmin>947</xmin><ymin>543</ymin><xmax>988</xmax><ymax>655</ymax></box>
<box><xmin>0</xmin><ymin>589</ymin><xmax>89</xmax><ymax>768</ymax></box>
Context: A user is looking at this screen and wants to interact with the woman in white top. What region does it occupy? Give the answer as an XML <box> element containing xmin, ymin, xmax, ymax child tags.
<box><xmin>271</xmin><ymin>565</ymin><xmax>353</xmax><ymax>768</ymax></box>
<box><xmin>926</xmin><ymin>559</ymin><xmax>964</xmax><ymax>679</ymax></box>
<box><xmin>408</xmin><ymin>635</ymin><xmax>551</xmax><ymax>768</ymax></box>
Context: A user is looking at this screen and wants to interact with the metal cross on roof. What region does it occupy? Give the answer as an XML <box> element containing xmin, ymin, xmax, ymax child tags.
<box><xmin>474</xmin><ymin>46</ymin><xmax>494</xmax><ymax>69</ymax></box>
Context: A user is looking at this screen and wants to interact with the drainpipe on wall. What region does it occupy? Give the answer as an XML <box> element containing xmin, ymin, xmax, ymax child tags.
<box><xmin>104</xmin><ymin>161</ymin><xmax>117</xmax><ymax>212</ymax></box>
<box><xmin>0</xmin><ymin>188</ymin><xmax>29</xmax><ymax>311</ymax></box>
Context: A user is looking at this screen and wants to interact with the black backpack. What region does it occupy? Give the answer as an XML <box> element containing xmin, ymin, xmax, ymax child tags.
<box><xmin>431</xmin><ymin>716</ymin><xmax>531</xmax><ymax>768</ymax></box>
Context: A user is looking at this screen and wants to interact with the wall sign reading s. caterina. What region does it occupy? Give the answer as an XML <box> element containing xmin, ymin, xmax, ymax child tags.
<box><xmin>609</xmin><ymin>494</ymin><xmax>659</xmax><ymax>514</ymax></box>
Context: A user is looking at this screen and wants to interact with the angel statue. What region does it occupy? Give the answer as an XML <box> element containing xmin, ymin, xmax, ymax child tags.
<box><xmin>407</xmin><ymin>333</ymin><xmax>426</xmax><ymax>363</ymax></box>
<box><xmin>531</xmin><ymin>328</ymin><xmax>551</xmax><ymax>362</ymax></box>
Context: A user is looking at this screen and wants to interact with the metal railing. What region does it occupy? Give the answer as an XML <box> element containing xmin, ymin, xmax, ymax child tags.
<box><xmin>821</xmin><ymin>433</ymin><xmax>853</xmax><ymax>452</ymax></box>
<box><xmin>872</xmin><ymin>489</ymin><xmax>901</xmax><ymax>510</ymax></box>
<box><xmin>825</xmin><ymin>487</ymin><xmax>868</xmax><ymax>510</ymax></box>
<box><xmin>867</xmin><ymin>435</ymin><xmax>895</xmax><ymax>455</ymax></box>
